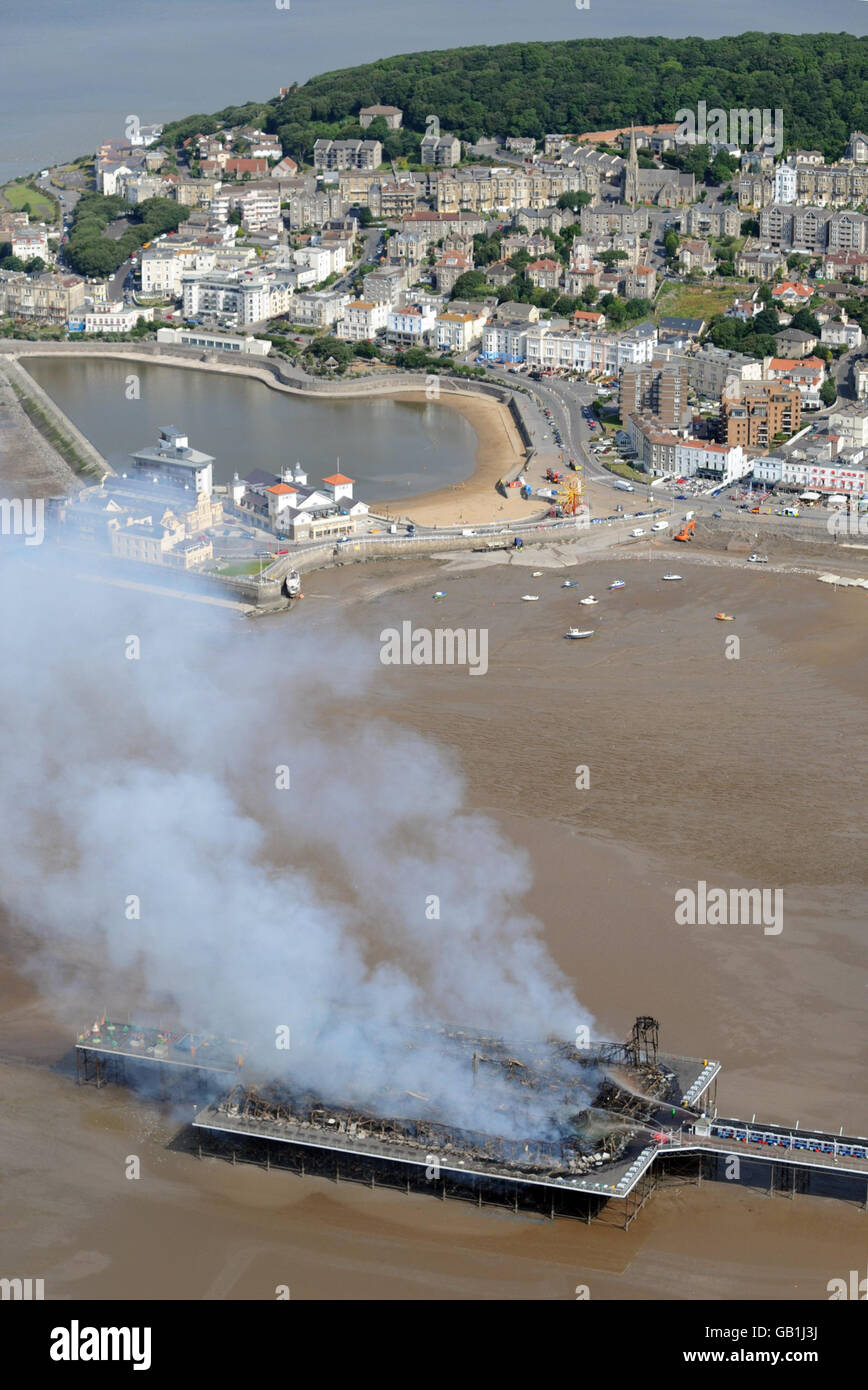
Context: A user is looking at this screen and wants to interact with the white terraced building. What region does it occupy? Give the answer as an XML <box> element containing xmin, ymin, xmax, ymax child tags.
<box><xmin>482</xmin><ymin>321</ymin><xmax>529</xmax><ymax>361</ymax></box>
<box><xmin>336</xmin><ymin>300</ymin><xmax>389</xmax><ymax>341</ymax></box>
<box><xmin>386</xmin><ymin>304</ymin><xmax>437</xmax><ymax>347</ymax></box>
<box><xmin>525</xmin><ymin>321</ymin><xmax>657</xmax><ymax>373</ymax></box>
<box><xmin>753</xmin><ymin>453</ymin><xmax>867</xmax><ymax>494</ymax></box>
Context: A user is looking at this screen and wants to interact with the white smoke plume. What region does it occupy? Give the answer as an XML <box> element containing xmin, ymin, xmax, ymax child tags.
<box><xmin>0</xmin><ymin>547</ymin><xmax>596</xmax><ymax>1139</ymax></box>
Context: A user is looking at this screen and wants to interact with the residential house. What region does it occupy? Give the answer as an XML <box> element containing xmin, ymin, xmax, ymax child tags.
<box><xmin>821</xmin><ymin>317</ymin><xmax>863</xmax><ymax>349</ymax></box>
<box><xmin>386</xmin><ymin>303</ymin><xmax>437</xmax><ymax>348</ymax></box>
<box><xmin>433</xmin><ymin>250</ymin><xmax>472</xmax><ymax>294</ymax></box>
<box><xmin>336</xmin><ymin>299</ymin><xmax>388</xmax><ymax>341</ymax></box>
<box><xmin>436</xmin><ymin>305</ymin><xmax>489</xmax><ymax>351</ymax></box>
<box><xmin>525</xmin><ymin>257</ymin><xmax>562</xmax><ymax>290</ymax></box>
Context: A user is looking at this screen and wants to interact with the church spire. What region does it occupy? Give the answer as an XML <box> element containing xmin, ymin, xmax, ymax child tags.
<box><xmin>625</xmin><ymin>121</ymin><xmax>639</xmax><ymax>207</ymax></box>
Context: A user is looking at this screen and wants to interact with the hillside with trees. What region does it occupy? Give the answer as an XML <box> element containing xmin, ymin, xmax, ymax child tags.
<box><xmin>161</xmin><ymin>33</ymin><xmax>868</xmax><ymax>166</ymax></box>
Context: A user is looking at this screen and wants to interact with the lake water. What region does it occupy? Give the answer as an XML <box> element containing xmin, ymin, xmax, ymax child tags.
<box><xmin>26</xmin><ymin>357</ymin><xmax>478</xmax><ymax>500</ymax></box>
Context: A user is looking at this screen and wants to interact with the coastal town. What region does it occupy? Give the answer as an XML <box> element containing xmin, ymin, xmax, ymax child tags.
<box><xmin>3</xmin><ymin>101</ymin><xmax>868</xmax><ymax>592</ymax></box>
<box><xmin>2</xmin><ymin>13</ymin><xmax>868</xmax><ymax>1329</ymax></box>
<box><xmin>2</xmin><ymin>102</ymin><xmax>868</xmax><ymax>589</ymax></box>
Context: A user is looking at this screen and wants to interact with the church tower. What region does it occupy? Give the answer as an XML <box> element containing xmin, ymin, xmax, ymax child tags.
<box><xmin>624</xmin><ymin>123</ymin><xmax>639</xmax><ymax>208</ymax></box>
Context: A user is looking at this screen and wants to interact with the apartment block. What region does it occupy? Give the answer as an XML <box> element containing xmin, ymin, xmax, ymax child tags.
<box><xmin>421</xmin><ymin>133</ymin><xmax>462</xmax><ymax>167</ymax></box>
<box><xmin>314</xmin><ymin>139</ymin><xmax>382</xmax><ymax>171</ymax></box>
<box><xmin>619</xmin><ymin>361</ymin><xmax>689</xmax><ymax>429</ymax></box>
<box><xmin>720</xmin><ymin>382</ymin><xmax>801</xmax><ymax>449</ymax></box>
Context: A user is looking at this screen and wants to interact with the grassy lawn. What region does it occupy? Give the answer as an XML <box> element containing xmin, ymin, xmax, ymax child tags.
<box><xmin>600</xmin><ymin>457</ymin><xmax>647</xmax><ymax>484</ymax></box>
<box><xmin>2</xmin><ymin>181</ymin><xmax>56</xmax><ymax>221</ymax></box>
<box><xmin>655</xmin><ymin>282</ymin><xmax>739</xmax><ymax>322</ymax></box>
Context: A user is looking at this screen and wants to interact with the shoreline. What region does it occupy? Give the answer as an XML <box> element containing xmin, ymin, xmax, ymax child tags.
<box><xmin>9</xmin><ymin>346</ymin><xmax>528</xmax><ymax>523</ymax></box>
<box><xmin>372</xmin><ymin>389</ymin><xmax>527</xmax><ymax>526</ymax></box>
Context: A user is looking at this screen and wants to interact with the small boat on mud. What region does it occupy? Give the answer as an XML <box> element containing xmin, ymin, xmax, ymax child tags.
<box><xmin>715</xmin><ymin>612</ymin><xmax>734</xmax><ymax>621</ymax></box>
<box><xmin>561</xmin><ymin>580</ymin><xmax>578</xmax><ymax>588</ymax></box>
<box><xmin>565</xmin><ymin>628</ymin><xmax>595</xmax><ymax>639</ymax></box>
<box><xmin>662</xmin><ymin>574</ymin><xmax>683</xmax><ymax>581</ymax></box>
<box><xmin>522</xmin><ymin>594</ymin><xmax>540</xmax><ymax>601</ymax></box>
<box><xmin>608</xmin><ymin>580</ymin><xmax>626</xmax><ymax>590</ymax></box>
<box><xmin>579</xmin><ymin>595</ymin><xmax>599</xmax><ymax>606</ymax></box>
<box><xmin>433</xmin><ymin>591</ymin><xmax>446</xmax><ymax>599</ymax></box>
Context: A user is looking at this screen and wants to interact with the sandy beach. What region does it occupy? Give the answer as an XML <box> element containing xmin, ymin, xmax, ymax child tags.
<box><xmin>374</xmin><ymin>389</ymin><xmax>531</xmax><ymax>527</ymax></box>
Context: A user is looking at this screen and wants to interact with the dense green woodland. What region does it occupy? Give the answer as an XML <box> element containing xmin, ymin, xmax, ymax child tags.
<box><xmin>162</xmin><ymin>33</ymin><xmax>868</xmax><ymax>164</ymax></box>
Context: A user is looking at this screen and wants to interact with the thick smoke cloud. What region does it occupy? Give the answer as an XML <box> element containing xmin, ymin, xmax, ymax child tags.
<box><xmin>0</xmin><ymin>548</ymin><xmax>595</xmax><ymax>1138</ymax></box>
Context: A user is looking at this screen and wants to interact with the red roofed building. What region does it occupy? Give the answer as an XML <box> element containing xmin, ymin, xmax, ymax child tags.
<box><xmin>200</xmin><ymin>156</ymin><xmax>269</xmax><ymax>180</ymax></box>
<box><xmin>771</xmin><ymin>281</ymin><xmax>813</xmax><ymax>306</ymax></box>
<box><xmin>321</xmin><ymin>473</ymin><xmax>355</xmax><ymax>503</ymax></box>
<box><xmin>526</xmin><ymin>257</ymin><xmax>562</xmax><ymax>290</ymax></box>
<box><xmin>433</xmin><ymin>250</ymin><xmax>471</xmax><ymax>293</ymax></box>
<box><xmin>572</xmin><ymin>309</ymin><xmax>605</xmax><ymax>328</ymax></box>
<box><xmin>265</xmin><ymin>483</ymin><xmax>299</xmax><ymax>521</ymax></box>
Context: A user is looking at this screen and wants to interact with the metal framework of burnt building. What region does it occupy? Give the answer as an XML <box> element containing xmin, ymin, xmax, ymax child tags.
<box><xmin>76</xmin><ymin>1013</ymin><xmax>867</xmax><ymax>1225</ymax></box>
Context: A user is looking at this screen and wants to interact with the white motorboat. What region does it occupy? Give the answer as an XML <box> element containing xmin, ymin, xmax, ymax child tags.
<box><xmin>608</xmin><ymin>580</ymin><xmax>625</xmax><ymax>590</ymax></box>
<box><xmin>662</xmin><ymin>574</ymin><xmax>683</xmax><ymax>581</ymax></box>
<box><xmin>579</xmin><ymin>595</ymin><xmax>599</xmax><ymax>605</ymax></box>
<box><xmin>521</xmin><ymin>594</ymin><xmax>540</xmax><ymax>601</ymax></box>
<box><xmin>565</xmin><ymin>628</ymin><xmax>595</xmax><ymax>639</ymax></box>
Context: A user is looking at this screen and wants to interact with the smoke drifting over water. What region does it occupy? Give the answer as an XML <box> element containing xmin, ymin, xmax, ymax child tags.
<box><xmin>0</xmin><ymin>550</ymin><xmax>594</xmax><ymax>1137</ymax></box>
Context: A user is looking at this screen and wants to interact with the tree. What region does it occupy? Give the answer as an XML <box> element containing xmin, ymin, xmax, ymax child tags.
<box><xmin>753</xmin><ymin>307</ymin><xmax>780</xmax><ymax>335</ymax></box>
<box><xmin>356</xmin><ymin>206</ymin><xmax>374</xmax><ymax>227</ymax></box>
<box><xmin>820</xmin><ymin>377</ymin><xmax>838</xmax><ymax>407</ymax></box>
<box><xmin>24</xmin><ymin>257</ymin><xmax>45</xmax><ymax>274</ymax></box>
<box><xmin>556</xmin><ymin>191</ymin><xmax>591</xmax><ymax>211</ymax></box>
<box><xmin>663</xmin><ymin>231</ymin><xmax>679</xmax><ymax>260</ymax></box>
<box><xmin>450</xmin><ymin>269</ymin><xmax>488</xmax><ymax>299</ymax></box>
<box><xmin>789</xmin><ymin>308</ymin><xmax>821</xmax><ymax>336</ymax></box>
